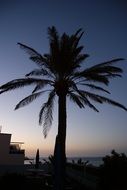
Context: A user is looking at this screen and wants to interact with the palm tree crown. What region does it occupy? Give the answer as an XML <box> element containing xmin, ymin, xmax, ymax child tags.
<box><xmin>0</xmin><ymin>26</ymin><xmax>126</xmax><ymax>138</ymax></box>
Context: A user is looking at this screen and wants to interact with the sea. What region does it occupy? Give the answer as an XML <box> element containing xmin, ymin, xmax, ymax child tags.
<box><xmin>25</xmin><ymin>156</ymin><xmax>103</xmax><ymax>167</ymax></box>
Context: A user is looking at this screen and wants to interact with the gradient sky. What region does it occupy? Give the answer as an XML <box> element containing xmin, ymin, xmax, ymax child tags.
<box><xmin>0</xmin><ymin>0</ymin><xmax>127</xmax><ymax>157</ymax></box>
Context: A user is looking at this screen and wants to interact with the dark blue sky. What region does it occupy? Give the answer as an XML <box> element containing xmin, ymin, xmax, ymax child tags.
<box><xmin>0</xmin><ymin>0</ymin><xmax>127</xmax><ymax>156</ymax></box>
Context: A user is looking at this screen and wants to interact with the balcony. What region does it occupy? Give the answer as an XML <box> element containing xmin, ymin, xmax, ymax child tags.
<box><xmin>9</xmin><ymin>142</ymin><xmax>24</xmax><ymax>154</ymax></box>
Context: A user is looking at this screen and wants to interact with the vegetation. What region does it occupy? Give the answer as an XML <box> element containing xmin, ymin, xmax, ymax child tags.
<box><xmin>35</xmin><ymin>148</ymin><xmax>40</xmax><ymax>169</ymax></box>
<box><xmin>99</xmin><ymin>150</ymin><xmax>127</xmax><ymax>190</ymax></box>
<box><xmin>43</xmin><ymin>154</ymin><xmax>55</xmax><ymax>166</ymax></box>
<box><xmin>67</xmin><ymin>151</ymin><xmax>127</xmax><ymax>189</ymax></box>
<box><xmin>0</xmin><ymin>26</ymin><xmax>127</xmax><ymax>190</ymax></box>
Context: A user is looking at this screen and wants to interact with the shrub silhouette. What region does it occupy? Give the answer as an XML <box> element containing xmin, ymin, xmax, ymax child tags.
<box><xmin>99</xmin><ymin>150</ymin><xmax>127</xmax><ymax>190</ymax></box>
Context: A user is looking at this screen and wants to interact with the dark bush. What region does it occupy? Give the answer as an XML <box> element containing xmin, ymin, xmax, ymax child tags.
<box><xmin>98</xmin><ymin>150</ymin><xmax>127</xmax><ymax>190</ymax></box>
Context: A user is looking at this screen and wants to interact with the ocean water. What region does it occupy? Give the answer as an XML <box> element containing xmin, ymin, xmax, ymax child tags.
<box><xmin>25</xmin><ymin>156</ymin><xmax>103</xmax><ymax>167</ymax></box>
<box><xmin>67</xmin><ymin>157</ymin><xmax>103</xmax><ymax>166</ymax></box>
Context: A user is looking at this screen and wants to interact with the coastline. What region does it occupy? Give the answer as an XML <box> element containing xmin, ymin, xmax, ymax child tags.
<box><xmin>25</xmin><ymin>156</ymin><xmax>103</xmax><ymax>167</ymax></box>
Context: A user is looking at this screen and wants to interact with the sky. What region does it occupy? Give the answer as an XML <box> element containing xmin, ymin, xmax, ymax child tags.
<box><xmin>0</xmin><ymin>0</ymin><xmax>127</xmax><ymax>157</ymax></box>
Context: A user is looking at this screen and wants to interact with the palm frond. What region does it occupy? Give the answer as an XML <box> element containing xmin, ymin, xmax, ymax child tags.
<box><xmin>47</xmin><ymin>27</ymin><xmax>88</xmax><ymax>78</ymax></box>
<box><xmin>18</xmin><ymin>43</ymin><xmax>48</xmax><ymax>68</ymax></box>
<box><xmin>84</xmin><ymin>73</ymin><xmax>109</xmax><ymax>85</ymax></box>
<box><xmin>15</xmin><ymin>91</ymin><xmax>45</xmax><ymax>110</ymax></box>
<box><xmin>81</xmin><ymin>96</ymin><xmax>99</xmax><ymax>112</ymax></box>
<box><xmin>39</xmin><ymin>90</ymin><xmax>55</xmax><ymax>138</ymax></box>
<box><xmin>91</xmin><ymin>58</ymin><xmax>124</xmax><ymax>69</ymax></box>
<box><xmin>32</xmin><ymin>84</ymin><xmax>45</xmax><ymax>94</ymax></box>
<box><xmin>95</xmin><ymin>95</ymin><xmax>127</xmax><ymax>111</ymax></box>
<box><xmin>74</xmin><ymin>46</ymin><xmax>84</xmax><ymax>56</ymax></box>
<box><xmin>73</xmin><ymin>28</ymin><xmax>84</xmax><ymax>48</ymax></box>
<box><xmin>85</xmin><ymin>66</ymin><xmax>123</xmax><ymax>76</ymax></box>
<box><xmin>0</xmin><ymin>78</ymin><xmax>41</xmax><ymax>91</ymax></box>
<box><xmin>104</xmin><ymin>73</ymin><xmax>122</xmax><ymax>78</ymax></box>
<box><xmin>29</xmin><ymin>56</ymin><xmax>50</xmax><ymax>69</ymax></box>
<box><xmin>80</xmin><ymin>90</ymin><xmax>127</xmax><ymax>111</ymax></box>
<box><xmin>18</xmin><ymin>43</ymin><xmax>42</xmax><ymax>58</ymax></box>
<box><xmin>69</xmin><ymin>91</ymin><xmax>99</xmax><ymax>112</ymax></box>
<box><xmin>71</xmin><ymin>88</ymin><xmax>99</xmax><ymax>112</ymax></box>
<box><xmin>73</xmin><ymin>58</ymin><xmax>124</xmax><ymax>85</ymax></box>
<box><xmin>73</xmin><ymin>71</ymin><xmax>109</xmax><ymax>85</ymax></box>
<box><xmin>78</xmin><ymin>90</ymin><xmax>104</xmax><ymax>103</ymax></box>
<box><xmin>0</xmin><ymin>78</ymin><xmax>51</xmax><ymax>93</ymax></box>
<box><xmin>68</xmin><ymin>92</ymin><xmax>85</xmax><ymax>108</ymax></box>
<box><xmin>25</xmin><ymin>69</ymin><xmax>48</xmax><ymax>77</ymax></box>
<box><xmin>48</xmin><ymin>26</ymin><xmax>59</xmax><ymax>42</ymax></box>
<box><xmin>74</xmin><ymin>54</ymin><xmax>89</xmax><ymax>65</ymax></box>
<box><xmin>74</xmin><ymin>28</ymin><xmax>82</xmax><ymax>36</ymax></box>
<box><xmin>78</xmin><ymin>83</ymin><xmax>110</xmax><ymax>94</ymax></box>
<box><xmin>68</xmin><ymin>80</ymin><xmax>99</xmax><ymax>112</ymax></box>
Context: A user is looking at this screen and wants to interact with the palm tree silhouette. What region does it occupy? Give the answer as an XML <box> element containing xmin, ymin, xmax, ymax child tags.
<box><xmin>0</xmin><ymin>26</ymin><xmax>127</xmax><ymax>190</ymax></box>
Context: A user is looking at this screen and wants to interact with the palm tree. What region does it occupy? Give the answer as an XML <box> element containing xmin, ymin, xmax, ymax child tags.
<box><xmin>0</xmin><ymin>26</ymin><xmax>127</xmax><ymax>190</ymax></box>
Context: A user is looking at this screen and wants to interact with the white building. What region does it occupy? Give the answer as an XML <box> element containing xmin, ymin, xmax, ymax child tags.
<box><xmin>0</xmin><ymin>132</ymin><xmax>25</xmax><ymax>173</ymax></box>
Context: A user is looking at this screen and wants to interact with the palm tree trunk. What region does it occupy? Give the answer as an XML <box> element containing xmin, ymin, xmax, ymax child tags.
<box><xmin>54</xmin><ymin>94</ymin><xmax>67</xmax><ymax>190</ymax></box>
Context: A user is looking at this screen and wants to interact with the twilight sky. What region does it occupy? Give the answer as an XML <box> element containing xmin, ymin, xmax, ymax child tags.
<box><xmin>0</xmin><ymin>0</ymin><xmax>127</xmax><ymax>157</ymax></box>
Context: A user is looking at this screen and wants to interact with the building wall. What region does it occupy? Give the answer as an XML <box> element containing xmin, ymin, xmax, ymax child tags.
<box><xmin>0</xmin><ymin>133</ymin><xmax>11</xmax><ymax>164</ymax></box>
<box><xmin>0</xmin><ymin>133</ymin><xmax>24</xmax><ymax>165</ymax></box>
<box><xmin>8</xmin><ymin>153</ymin><xmax>24</xmax><ymax>165</ymax></box>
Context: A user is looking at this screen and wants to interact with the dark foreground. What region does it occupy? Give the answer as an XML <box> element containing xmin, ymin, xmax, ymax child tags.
<box><xmin>0</xmin><ymin>173</ymin><xmax>90</xmax><ymax>190</ymax></box>
<box><xmin>1</xmin><ymin>150</ymin><xmax>127</xmax><ymax>190</ymax></box>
